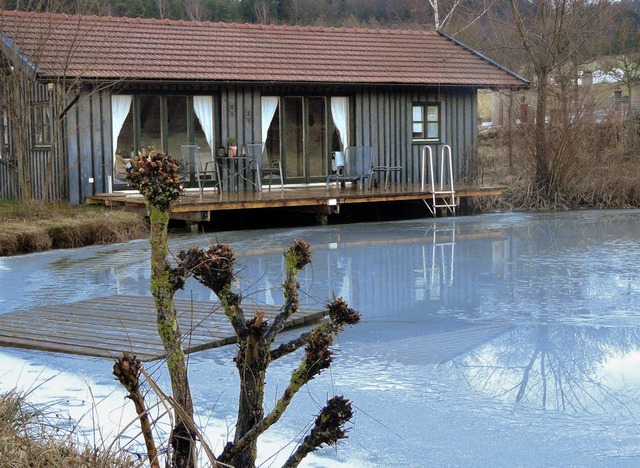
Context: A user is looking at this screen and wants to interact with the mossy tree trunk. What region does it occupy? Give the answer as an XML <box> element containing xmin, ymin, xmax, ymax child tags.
<box><xmin>126</xmin><ymin>150</ymin><xmax>195</xmax><ymax>467</ymax></box>
<box><xmin>148</xmin><ymin>205</ymin><xmax>195</xmax><ymax>467</ymax></box>
<box><xmin>233</xmin><ymin>335</ymin><xmax>269</xmax><ymax>467</ymax></box>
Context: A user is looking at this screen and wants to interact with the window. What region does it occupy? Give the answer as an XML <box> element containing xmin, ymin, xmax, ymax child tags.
<box><xmin>0</xmin><ymin>110</ymin><xmax>8</xmax><ymax>160</ymax></box>
<box><xmin>412</xmin><ymin>103</ymin><xmax>440</xmax><ymax>141</ymax></box>
<box><xmin>32</xmin><ymin>103</ymin><xmax>52</xmax><ymax>146</ymax></box>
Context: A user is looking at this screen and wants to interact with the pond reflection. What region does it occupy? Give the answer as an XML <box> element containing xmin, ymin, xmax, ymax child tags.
<box><xmin>1</xmin><ymin>210</ymin><xmax>640</xmax><ymax>465</ymax></box>
<box><xmin>445</xmin><ymin>325</ymin><xmax>640</xmax><ymax>415</ymax></box>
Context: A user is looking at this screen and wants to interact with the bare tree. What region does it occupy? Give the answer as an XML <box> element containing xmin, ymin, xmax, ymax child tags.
<box><xmin>0</xmin><ymin>0</ymin><xmax>119</xmax><ymax>207</ymax></box>
<box><xmin>184</xmin><ymin>0</ymin><xmax>210</xmax><ymax>22</ymax></box>
<box><xmin>255</xmin><ymin>1</ymin><xmax>272</xmax><ymax>24</ymax></box>
<box><xmin>506</xmin><ymin>0</ymin><xmax>610</xmax><ymax>199</ymax></box>
<box><xmin>427</xmin><ymin>0</ymin><xmax>463</xmax><ymax>30</ymax></box>
<box><xmin>601</xmin><ymin>13</ymin><xmax>640</xmax><ymax>108</ymax></box>
<box><xmin>155</xmin><ymin>0</ymin><xmax>168</xmax><ymax>19</ymax></box>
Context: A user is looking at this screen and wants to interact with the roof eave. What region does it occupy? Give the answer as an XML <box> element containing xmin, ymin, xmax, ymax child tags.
<box><xmin>40</xmin><ymin>75</ymin><xmax>529</xmax><ymax>89</ymax></box>
<box><xmin>1</xmin><ymin>34</ymin><xmax>42</xmax><ymax>73</ymax></box>
<box><xmin>436</xmin><ymin>30</ymin><xmax>530</xmax><ymax>87</ymax></box>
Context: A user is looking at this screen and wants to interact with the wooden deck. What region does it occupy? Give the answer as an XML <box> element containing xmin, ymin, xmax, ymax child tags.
<box><xmin>0</xmin><ymin>295</ymin><xmax>325</xmax><ymax>361</ymax></box>
<box><xmin>87</xmin><ymin>183</ymin><xmax>503</xmax><ymax>222</ymax></box>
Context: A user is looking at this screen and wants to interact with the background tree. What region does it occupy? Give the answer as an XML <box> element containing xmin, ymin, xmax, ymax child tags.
<box><xmin>505</xmin><ymin>0</ymin><xmax>610</xmax><ymax>200</ymax></box>
<box><xmin>602</xmin><ymin>9</ymin><xmax>640</xmax><ymax>108</ymax></box>
<box><xmin>0</xmin><ymin>0</ymin><xmax>111</xmax><ymax>208</ymax></box>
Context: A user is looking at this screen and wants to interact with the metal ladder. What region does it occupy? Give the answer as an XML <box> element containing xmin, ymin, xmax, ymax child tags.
<box><xmin>420</xmin><ymin>144</ymin><xmax>456</xmax><ymax>217</ymax></box>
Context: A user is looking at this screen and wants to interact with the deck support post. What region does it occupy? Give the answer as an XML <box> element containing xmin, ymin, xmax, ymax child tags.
<box><xmin>316</xmin><ymin>213</ymin><xmax>329</xmax><ymax>225</ymax></box>
<box><xmin>186</xmin><ymin>222</ymin><xmax>199</xmax><ymax>233</ymax></box>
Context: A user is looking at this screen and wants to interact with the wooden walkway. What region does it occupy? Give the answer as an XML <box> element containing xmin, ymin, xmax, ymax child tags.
<box><xmin>87</xmin><ymin>184</ymin><xmax>503</xmax><ymax>222</ymax></box>
<box><xmin>0</xmin><ymin>295</ymin><xmax>325</xmax><ymax>361</ymax></box>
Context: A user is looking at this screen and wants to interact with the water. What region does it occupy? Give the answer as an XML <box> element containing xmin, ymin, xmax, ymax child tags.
<box><xmin>1</xmin><ymin>210</ymin><xmax>640</xmax><ymax>466</ymax></box>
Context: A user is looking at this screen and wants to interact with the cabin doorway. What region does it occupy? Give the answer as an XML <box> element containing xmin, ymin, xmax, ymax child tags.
<box><xmin>266</xmin><ymin>96</ymin><xmax>329</xmax><ymax>184</ymax></box>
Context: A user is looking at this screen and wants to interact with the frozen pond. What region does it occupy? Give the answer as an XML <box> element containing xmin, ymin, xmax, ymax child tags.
<box><xmin>1</xmin><ymin>209</ymin><xmax>640</xmax><ymax>466</ymax></box>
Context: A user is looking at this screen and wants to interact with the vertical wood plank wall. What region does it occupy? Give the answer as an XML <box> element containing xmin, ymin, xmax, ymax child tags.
<box><xmin>354</xmin><ymin>87</ymin><xmax>477</xmax><ymax>184</ymax></box>
<box><xmin>65</xmin><ymin>89</ymin><xmax>111</xmax><ymax>204</ymax></box>
<box><xmin>5</xmin><ymin>84</ymin><xmax>478</xmax><ymax>203</ymax></box>
<box><xmin>0</xmin><ymin>82</ymin><xmax>68</xmax><ymax>202</ymax></box>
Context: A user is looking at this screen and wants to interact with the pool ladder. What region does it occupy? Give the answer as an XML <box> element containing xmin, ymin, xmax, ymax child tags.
<box><xmin>420</xmin><ymin>145</ymin><xmax>456</xmax><ymax>217</ymax></box>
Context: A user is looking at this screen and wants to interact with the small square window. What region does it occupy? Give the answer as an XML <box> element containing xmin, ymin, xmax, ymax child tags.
<box><xmin>412</xmin><ymin>103</ymin><xmax>441</xmax><ymax>142</ymax></box>
<box><xmin>0</xmin><ymin>110</ymin><xmax>8</xmax><ymax>160</ymax></box>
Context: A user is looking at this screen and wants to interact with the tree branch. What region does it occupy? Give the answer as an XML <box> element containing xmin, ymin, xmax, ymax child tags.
<box><xmin>270</xmin><ymin>321</ymin><xmax>336</xmax><ymax>361</ymax></box>
<box><xmin>507</xmin><ymin>0</ymin><xmax>540</xmax><ymax>68</ymax></box>
<box><xmin>220</xmin><ymin>329</ymin><xmax>333</xmax><ymax>462</ymax></box>
<box><xmin>264</xmin><ymin>239</ymin><xmax>311</xmax><ymax>341</ymax></box>
<box><xmin>282</xmin><ymin>396</ymin><xmax>353</xmax><ymax>467</ymax></box>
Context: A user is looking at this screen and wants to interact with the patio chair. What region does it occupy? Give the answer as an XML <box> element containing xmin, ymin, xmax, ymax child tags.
<box><xmin>327</xmin><ymin>146</ymin><xmax>372</xmax><ymax>190</ymax></box>
<box><xmin>181</xmin><ymin>144</ymin><xmax>221</xmax><ymax>194</ymax></box>
<box><xmin>371</xmin><ymin>150</ymin><xmax>403</xmax><ymax>190</ymax></box>
<box><xmin>246</xmin><ymin>141</ymin><xmax>283</xmax><ymax>191</ymax></box>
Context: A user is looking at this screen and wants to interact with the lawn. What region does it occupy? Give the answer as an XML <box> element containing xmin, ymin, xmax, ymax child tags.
<box><xmin>0</xmin><ymin>200</ymin><xmax>148</xmax><ymax>256</ymax></box>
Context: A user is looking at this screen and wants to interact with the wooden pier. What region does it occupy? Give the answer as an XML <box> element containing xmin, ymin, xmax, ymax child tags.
<box><xmin>87</xmin><ymin>184</ymin><xmax>503</xmax><ymax>223</ymax></box>
<box><xmin>0</xmin><ymin>295</ymin><xmax>325</xmax><ymax>361</ymax></box>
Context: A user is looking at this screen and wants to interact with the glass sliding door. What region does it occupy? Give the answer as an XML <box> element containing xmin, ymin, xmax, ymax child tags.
<box><xmin>138</xmin><ymin>95</ymin><xmax>162</xmax><ymax>150</ymax></box>
<box><xmin>166</xmin><ymin>96</ymin><xmax>188</xmax><ymax>161</ymax></box>
<box><xmin>284</xmin><ymin>97</ymin><xmax>304</xmax><ymax>179</ymax></box>
<box><xmin>307</xmin><ymin>97</ymin><xmax>327</xmax><ymax>180</ymax></box>
<box><xmin>279</xmin><ymin>96</ymin><xmax>329</xmax><ymax>183</ymax></box>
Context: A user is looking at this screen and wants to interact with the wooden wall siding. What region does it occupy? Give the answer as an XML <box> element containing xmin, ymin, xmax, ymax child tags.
<box><xmin>0</xmin><ymin>82</ymin><xmax>68</xmax><ymax>202</ymax></box>
<box><xmin>1</xmin><ymin>148</ymin><xmax>67</xmax><ymax>202</ymax></box>
<box><xmin>354</xmin><ymin>87</ymin><xmax>477</xmax><ymax>185</ymax></box>
<box><xmin>31</xmin><ymin>83</ymin><xmax>478</xmax><ymax>204</ymax></box>
<box><xmin>65</xmin><ymin>89</ymin><xmax>112</xmax><ymax>204</ymax></box>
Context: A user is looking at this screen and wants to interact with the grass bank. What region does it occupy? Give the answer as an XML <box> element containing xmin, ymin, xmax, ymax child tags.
<box><xmin>0</xmin><ymin>390</ymin><xmax>133</xmax><ymax>466</ymax></box>
<box><xmin>0</xmin><ymin>200</ymin><xmax>148</xmax><ymax>256</ymax></box>
<box><xmin>475</xmin><ymin>124</ymin><xmax>640</xmax><ymax>211</ymax></box>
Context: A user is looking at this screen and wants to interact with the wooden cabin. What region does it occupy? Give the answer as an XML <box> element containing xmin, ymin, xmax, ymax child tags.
<box><xmin>0</xmin><ymin>10</ymin><xmax>527</xmax><ymax>206</ymax></box>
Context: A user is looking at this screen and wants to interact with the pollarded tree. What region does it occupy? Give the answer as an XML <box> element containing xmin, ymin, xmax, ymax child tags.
<box><xmin>120</xmin><ymin>149</ymin><xmax>360</xmax><ymax>468</ymax></box>
<box><xmin>124</xmin><ymin>148</ymin><xmax>196</xmax><ymax>467</ymax></box>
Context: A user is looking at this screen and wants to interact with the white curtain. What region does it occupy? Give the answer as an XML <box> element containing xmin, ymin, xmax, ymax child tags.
<box><xmin>111</xmin><ymin>94</ymin><xmax>132</xmax><ymax>168</ymax></box>
<box><xmin>193</xmin><ymin>95</ymin><xmax>214</xmax><ymax>151</ymax></box>
<box><xmin>331</xmin><ymin>96</ymin><xmax>349</xmax><ymax>149</ymax></box>
<box><xmin>261</xmin><ymin>96</ymin><xmax>279</xmax><ymax>142</ymax></box>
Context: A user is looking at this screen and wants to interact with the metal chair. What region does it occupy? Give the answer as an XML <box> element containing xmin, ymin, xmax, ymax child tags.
<box><xmin>181</xmin><ymin>144</ymin><xmax>220</xmax><ymax>194</ymax></box>
<box><xmin>246</xmin><ymin>142</ymin><xmax>283</xmax><ymax>191</ymax></box>
<box><xmin>327</xmin><ymin>146</ymin><xmax>372</xmax><ymax>190</ymax></box>
<box><xmin>371</xmin><ymin>150</ymin><xmax>403</xmax><ymax>190</ymax></box>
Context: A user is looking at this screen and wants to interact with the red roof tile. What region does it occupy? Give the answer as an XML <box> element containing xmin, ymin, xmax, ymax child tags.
<box><xmin>0</xmin><ymin>10</ymin><xmax>527</xmax><ymax>87</ymax></box>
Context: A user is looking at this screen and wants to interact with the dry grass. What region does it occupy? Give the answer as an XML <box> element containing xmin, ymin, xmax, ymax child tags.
<box><xmin>0</xmin><ymin>390</ymin><xmax>134</xmax><ymax>467</ymax></box>
<box><xmin>0</xmin><ymin>201</ymin><xmax>148</xmax><ymax>256</ymax></box>
<box><xmin>475</xmin><ymin>121</ymin><xmax>640</xmax><ymax>211</ymax></box>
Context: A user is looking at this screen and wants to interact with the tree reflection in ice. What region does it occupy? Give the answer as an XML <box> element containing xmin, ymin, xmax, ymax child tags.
<box><xmin>448</xmin><ymin>324</ymin><xmax>640</xmax><ymax>415</ymax></box>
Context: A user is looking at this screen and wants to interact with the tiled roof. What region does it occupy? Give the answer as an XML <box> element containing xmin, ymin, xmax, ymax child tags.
<box><xmin>0</xmin><ymin>10</ymin><xmax>527</xmax><ymax>87</ymax></box>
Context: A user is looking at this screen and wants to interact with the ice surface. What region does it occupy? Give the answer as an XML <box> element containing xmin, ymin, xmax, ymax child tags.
<box><xmin>1</xmin><ymin>209</ymin><xmax>640</xmax><ymax>466</ymax></box>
